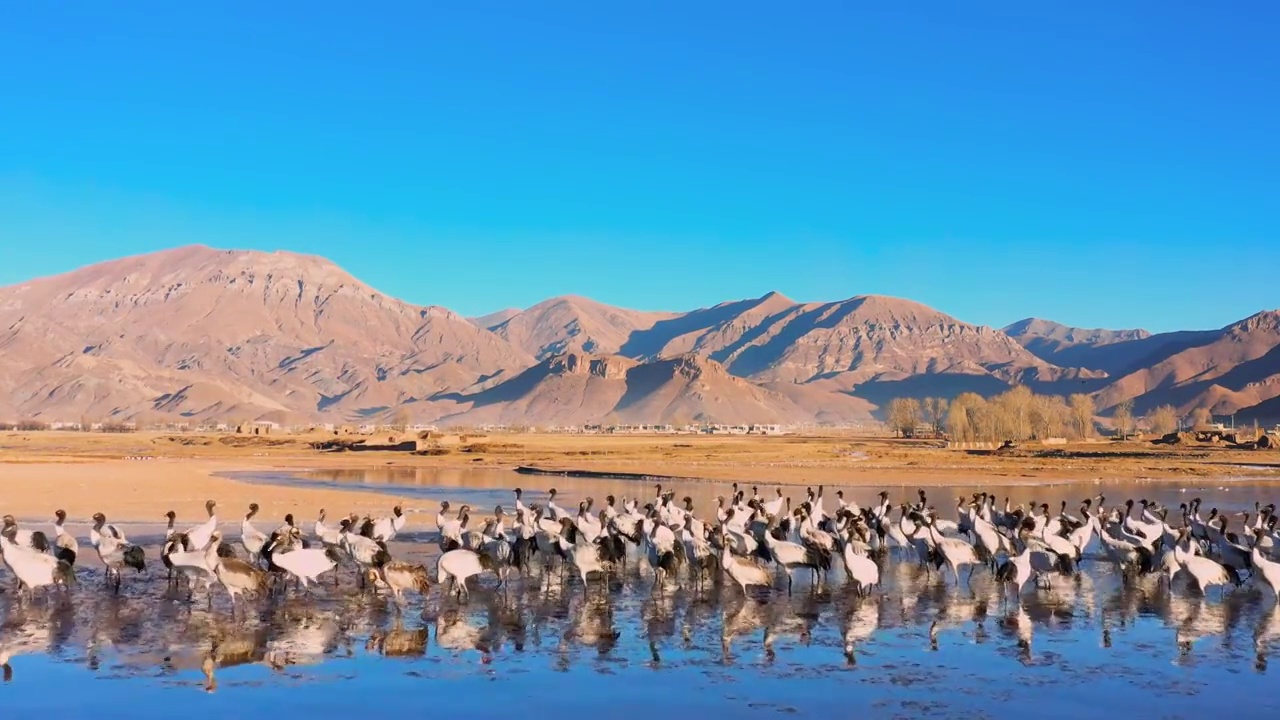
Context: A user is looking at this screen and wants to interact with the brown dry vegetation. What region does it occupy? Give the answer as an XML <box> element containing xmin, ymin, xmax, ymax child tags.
<box><xmin>1</xmin><ymin>429</ymin><xmax>1277</xmax><ymax>523</ymax></box>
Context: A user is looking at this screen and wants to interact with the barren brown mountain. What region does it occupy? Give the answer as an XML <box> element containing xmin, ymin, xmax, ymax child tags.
<box><xmin>1092</xmin><ymin>311</ymin><xmax>1280</xmax><ymax>416</ymax></box>
<box><xmin>469</xmin><ymin>308</ymin><xmax>521</xmax><ymax>330</ymax></box>
<box><xmin>2</xmin><ymin>246</ymin><xmax>1277</xmax><ymax>426</ymax></box>
<box><xmin>433</xmin><ymin>351</ymin><xmax>809</xmax><ymax>426</ymax></box>
<box><xmin>488</xmin><ymin>295</ymin><xmax>676</xmax><ymax>361</ymax></box>
<box><xmin>1006</xmin><ymin>317</ymin><xmax>1220</xmax><ymax>377</ymax></box>
<box><xmin>1005</xmin><ymin>318</ymin><xmax>1151</xmax><ymax>371</ymax></box>
<box><xmin>0</xmin><ymin>246</ymin><xmax>531</xmax><ymax>424</ymax></box>
<box><xmin>617</xmin><ymin>292</ymin><xmax>1097</xmax><ymax>394</ymax></box>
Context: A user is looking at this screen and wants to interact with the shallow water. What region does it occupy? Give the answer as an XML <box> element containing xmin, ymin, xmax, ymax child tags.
<box><xmin>236</xmin><ymin>465</ymin><xmax>1280</xmax><ymax>518</ymax></box>
<box><xmin>4</xmin><ymin>468</ymin><xmax>1280</xmax><ymax>716</ymax></box>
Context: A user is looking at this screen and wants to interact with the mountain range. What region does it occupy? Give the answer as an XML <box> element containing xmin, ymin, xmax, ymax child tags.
<box><xmin>1</xmin><ymin>245</ymin><xmax>1277</xmax><ymax>426</ymax></box>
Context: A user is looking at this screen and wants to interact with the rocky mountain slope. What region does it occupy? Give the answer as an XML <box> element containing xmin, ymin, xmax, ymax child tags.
<box><xmin>1091</xmin><ymin>311</ymin><xmax>1280</xmax><ymax>415</ymax></box>
<box><xmin>487</xmin><ymin>296</ymin><xmax>676</xmax><ymax>361</ymax></box>
<box><xmin>433</xmin><ymin>352</ymin><xmax>812</xmax><ymax>426</ymax></box>
<box><xmin>2</xmin><ymin>246</ymin><xmax>1277</xmax><ymax>425</ymax></box>
<box><xmin>0</xmin><ymin>246</ymin><xmax>531</xmax><ymax>424</ymax></box>
<box><xmin>1005</xmin><ymin>318</ymin><xmax>1151</xmax><ymax>372</ymax></box>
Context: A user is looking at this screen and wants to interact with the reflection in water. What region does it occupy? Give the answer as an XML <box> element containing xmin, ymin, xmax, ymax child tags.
<box><xmin>240</xmin><ymin>467</ymin><xmax>1280</xmax><ymax>524</ymax></box>
<box><xmin>5</xmin><ymin>544</ymin><xmax>1280</xmax><ymax>706</ymax></box>
<box><xmin>6</xmin><ymin>468</ymin><xmax>1280</xmax><ymax>713</ymax></box>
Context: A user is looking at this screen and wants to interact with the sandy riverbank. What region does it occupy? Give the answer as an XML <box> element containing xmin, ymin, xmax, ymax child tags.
<box><xmin>1</xmin><ymin>430</ymin><xmax>1277</xmax><ymax>523</ymax></box>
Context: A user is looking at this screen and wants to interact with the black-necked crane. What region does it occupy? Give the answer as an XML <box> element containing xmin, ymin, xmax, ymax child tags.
<box><xmin>1067</xmin><ymin>505</ymin><xmax>1096</xmax><ymax>557</ymax></box>
<box><xmin>794</xmin><ymin>508</ymin><xmax>835</xmax><ymax>580</ymax></box>
<box><xmin>1097</xmin><ymin>512</ymin><xmax>1157</xmax><ymax>579</ymax></box>
<box><xmin>1</xmin><ymin>516</ymin><xmax>48</xmax><ymax>553</ymax></box>
<box><xmin>513</xmin><ymin>487</ymin><xmax>528</xmax><ymax>517</ymax></box>
<box><xmin>265</xmin><ymin>527</ymin><xmax>341</xmax><ymax>592</ymax></box>
<box><xmin>90</xmin><ymin>512</ymin><xmax>145</xmax><ymax>593</ymax></box>
<box><xmin>546</xmin><ymin>488</ymin><xmax>569</xmax><ymax>522</ymax></box>
<box><xmin>474</xmin><ymin>511</ymin><xmax>515</xmax><ymax>589</ymax></box>
<box><xmin>161</xmin><ymin>510</ymin><xmax>189</xmax><ymax>586</ymax></box>
<box><xmin>0</xmin><ymin>528</ymin><xmax>74</xmax><ymax>596</ymax></box>
<box><xmin>971</xmin><ymin>510</ymin><xmax>1012</xmax><ymax>569</ymax></box>
<box><xmin>716</xmin><ymin>528</ymin><xmax>772</xmax><ymax>595</ymax></box>
<box><xmin>642</xmin><ymin>510</ymin><xmax>683</xmax><ymax>587</ymax></box>
<box><xmin>560</xmin><ymin>517</ymin><xmax>608</xmax><ymax>592</ymax></box>
<box><xmin>839</xmin><ymin>529</ymin><xmax>879</xmax><ymax>596</ymax></box>
<box><xmin>240</xmin><ymin>503</ymin><xmax>268</xmax><ymax>560</ymax></box>
<box><xmin>314</xmin><ymin>509</ymin><xmax>345</xmax><ymax>550</ymax></box>
<box><xmin>1173</xmin><ymin>529</ymin><xmax>1240</xmax><ymax>598</ymax></box>
<box><xmin>370</xmin><ymin>505</ymin><xmax>407</xmax><ymax>543</ymax></box>
<box><xmin>679</xmin><ymin>514</ymin><xmax>716</xmax><ymax>587</ymax></box>
<box><xmin>373</xmin><ymin>561</ymin><xmax>431</xmax><ymax>606</ymax></box>
<box><xmin>924</xmin><ymin>512</ymin><xmax>981</xmax><ymax>585</ymax></box>
<box><xmin>1252</xmin><ymin>530</ymin><xmax>1280</xmax><ymax>603</ymax></box>
<box><xmin>437</xmin><ymin>548</ymin><xmax>489</xmax><ymax>600</ymax></box>
<box><xmin>761</xmin><ymin>517</ymin><xmax>820</xmax><ymax>596</ymax></box>
<box><xmin>163</xmin><ymin>530</ymin><xmax>217</xmax><ymax>605</ymax></box>
<box><xmin>208</xmin><ymin>530</ymin><xmax>267</xmax><ymax>612</ymax></box>
<box><xmin>339</xmin><ymin>518</ymin><xmax>385</xmax><ymax>586</ymax></box>
<box><xmin>762</xmin><ymin>488</ymin><xmax>785</xmax><ymax>519</ymax></box>
<box><xmin>52</xmin><ymin>510</ymin><xmax>78</xmax><ymax>567</ymax></box>
<box><xmin>898</xmin><ymin>505</ymin><xmax>929</xmax><ymax>562</ymax></box>
<box><xmin>186</xmin><ymin>500</ymin><xmax>218</xmax><ymax>551</ymax></box>
<box><xmin>1213</xmin><ymin>514</ymin><xmax>1253</xmax><ymax>578</ymax></box>
<box><xmin>438</xmin><ymin>503</ymin><xmax>470</xmax><ymax>552</ymax></box>
<box><xmin>1122</xmin><ymin>499</ymin><xmax>1161</xmax><ymax>544</ymax></box>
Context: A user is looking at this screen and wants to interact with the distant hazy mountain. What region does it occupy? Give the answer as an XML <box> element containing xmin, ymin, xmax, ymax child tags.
<box><xmin>1002</xmin><ymin>317</ymin><xmax>1232</xmax><ymax>383</ymax></box>
<box><xmin>1005</xmin><ymin>318</ymin><xmax>1149</xmax><ymax>370</ymax></box>
<box><xmin>1</xmin><ymin>245</ymin><xmax>1277</xmax><ymax>425</ymax></box>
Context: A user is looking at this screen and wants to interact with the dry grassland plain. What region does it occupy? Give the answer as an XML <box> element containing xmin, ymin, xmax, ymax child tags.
<box><xmin>2</xmin><ymin>430</ymin><xmax>1278</xmax><ymax>525</ymax></box>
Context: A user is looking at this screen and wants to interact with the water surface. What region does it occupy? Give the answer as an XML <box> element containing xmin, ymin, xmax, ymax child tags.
<box><xmin>3</xmin><ymin>467</ymin><xmax>1279</xmax><ymax>717</ymax></box>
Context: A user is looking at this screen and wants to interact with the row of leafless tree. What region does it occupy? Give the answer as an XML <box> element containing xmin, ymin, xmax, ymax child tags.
<box><xmin>0</xmin><ymin>421</ymin><xmax>54</xmax><ymax>432</ymax></box>
<box><xmin>886</xmin><ymin>389</ymin><xmax>1215</xmax><ymax>442</ymax></box>
<box><xmin>0</xmin><ymin>421</ymin><xmax>138</xmax><ymax>433</ymax></box>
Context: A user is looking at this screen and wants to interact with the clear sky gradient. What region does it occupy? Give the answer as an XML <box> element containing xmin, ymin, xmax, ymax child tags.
<box><xmin>1</xmin><ymin>3</ymin><xmax>1275</xmax><ymax>332</ymax></box>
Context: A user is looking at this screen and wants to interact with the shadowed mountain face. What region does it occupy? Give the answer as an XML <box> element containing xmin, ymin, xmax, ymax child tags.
<box><xmin>1090</xmin><ymin>312</ymin><xmax>1280</xmax><ymax>415</ymax></box>
<box><xmin>1008</xmin><ymin>314</ymin><xmax>1280</xmax><ymax>416</ymax></box>
<box><xmin>2</xmin><ymin>246</ymin><xmax>1277</xmax><ymax>425</ymax></box>
<box><xmin>1004</xmin><ymin>318</ymin><xmax>1152</xmax><ymax>373</ymax></box>
<box><xmin>1004</xmin><ymin>317</ymin><xmax>1225</xmax><ymax>380</ymax></box>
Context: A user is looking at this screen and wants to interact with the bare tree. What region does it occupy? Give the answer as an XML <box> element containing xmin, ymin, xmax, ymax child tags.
<box><xmin>997</xmin><ymin>385</ymin><xmax>1034</xmax><ymax>441</ymax></box>
<box><xmin>938</xmin><ymin>393</ymin><xmax>986</xmax><ymax>442</ymax></box>
<box><xmin>1068</xmin><ymin>394</ymin><xmax>1096</xmax><ymax>439</ymax></box>
<box><xmin>886</xmin><ymin>398</ymin><xmax>922</xmax><ymax>437</ymax></box>
<box><xmin>946</xmin><ymin>394</ymin><xmax>977</xmax><ymax>441</ymax></box>
<box><xmin>1030</xmin><ymin>394</ymin><xmax>1069</xmax><ymax>439</ymax></box>
<box><xmin>1190</xmin><ymin>407</ymin><xmax>1213</xmax><ymax>428</ymax></box>
<box><xmin>391</xmin><ymin>408</ymin><xmax>411</xmax><ymax>433</ymax></box>
<box><xmin>1112</xmin><ymin>399</ymin><xmax>1135</xmax><ymax>439</ymax></box>
<box><xmin>923</xmin><ymin>397</ymin><xmax>949</xmax><ymax>436</ymax></box>
<box><xmin>1148</xmin><ymin>405</ymin><xmax>1179</xmax><ymax>436</ymax></box>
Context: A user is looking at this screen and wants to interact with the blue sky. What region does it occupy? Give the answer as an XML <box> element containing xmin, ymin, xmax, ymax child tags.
<box><xmin>1</xmin><ymin>3</ymin><xmax>1275</xmax><ymax>332</ymax></box>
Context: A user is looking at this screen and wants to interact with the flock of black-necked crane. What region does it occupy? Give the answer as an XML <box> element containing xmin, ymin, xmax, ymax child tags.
<box><xmin>3</xmin><ymin>484</ymin><xmax>1280</xmax><ymax>613</ymax></box>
